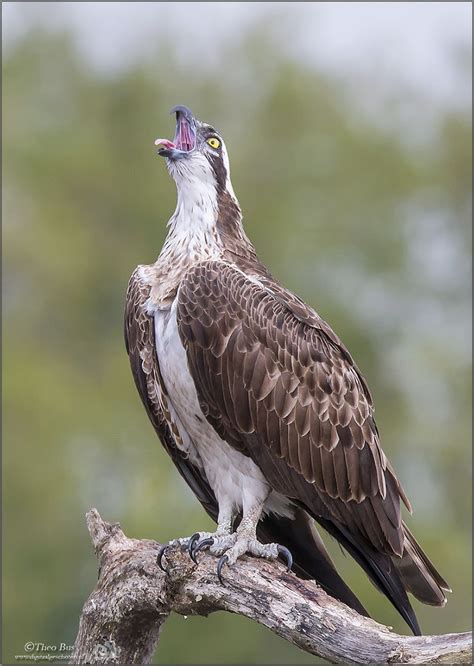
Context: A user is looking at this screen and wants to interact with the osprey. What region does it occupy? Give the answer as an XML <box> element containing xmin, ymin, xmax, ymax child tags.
<box><xmin>124</xmin><ymin>105</ymin><xmax>449</xmax><ymax>635</ymax></box>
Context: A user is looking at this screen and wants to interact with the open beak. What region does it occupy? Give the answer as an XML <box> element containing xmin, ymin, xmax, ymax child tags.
<box><xmin>155</xmin><ymin>105</ymin><xmax>197</xmax><ymax>159</ymax></box>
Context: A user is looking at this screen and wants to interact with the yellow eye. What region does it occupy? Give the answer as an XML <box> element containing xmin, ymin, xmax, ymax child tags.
<box><xmin>207</xmin><ymin>137</ymin><xmax>221</xmax><ymax>149</ymax></box>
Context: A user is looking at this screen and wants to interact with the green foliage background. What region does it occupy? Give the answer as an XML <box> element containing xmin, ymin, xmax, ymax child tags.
<box><xmin>3</xmin><ymin>9</ymin><xmax>471</xmax><ymax>665</ymax></box>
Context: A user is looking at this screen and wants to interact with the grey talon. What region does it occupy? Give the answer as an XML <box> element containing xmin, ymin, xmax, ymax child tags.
<box><xmin>217</xmin><ymin>554</ymin><xmax>229</xmax><ymax>583</ymax></box>
<box><xmin>277</xmin><ymin>545</ymin><xmax>293</xmax><ymax>572</ymax></box>
<box><xmin>157</xmin><ymin>544</ymin><xmax>169</xmax><ymax>572</ymax></box>
<box><xmin>191</xmin><ymin>537</ymin><xmax>215</xmax><ymax>563</ymax></box>
<box><xmin>187</xmin><ymin>533</ymin><xmax>201</xmax><ymax>560</ymax></box>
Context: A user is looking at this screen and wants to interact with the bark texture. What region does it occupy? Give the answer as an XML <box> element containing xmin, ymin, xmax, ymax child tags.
<box><xmin>71</xmin><ymin>509</ymin><xmax>472</xmax><ymax>665</ymax></box>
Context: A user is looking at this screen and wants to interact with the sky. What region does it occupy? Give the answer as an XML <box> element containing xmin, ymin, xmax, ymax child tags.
<box><xmin>2</xmin><ymin>2</ymin><xmax>472</xmax><ymax>109</ymax></box>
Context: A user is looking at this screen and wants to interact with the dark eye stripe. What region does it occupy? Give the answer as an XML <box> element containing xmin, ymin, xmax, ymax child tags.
<box><xmin>207</xmin><ymin>152</ymin><xmax>227</xmax><ymax>192</ymax></box>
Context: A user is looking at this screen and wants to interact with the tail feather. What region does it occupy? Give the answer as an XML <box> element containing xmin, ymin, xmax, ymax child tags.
<box><xmin>257</xmin><ymin>508</ymin><xmax>449</xmax><ymax>637</ymax></box>
<box><xmin>394</xmin><ymin>523</ymin><xmax>451</xmax><ymax>606</ymax></box>
<box><xmin>314</xmin><ymin>515</ymin><xmax>422</xmax><ymax>635</ymax></box>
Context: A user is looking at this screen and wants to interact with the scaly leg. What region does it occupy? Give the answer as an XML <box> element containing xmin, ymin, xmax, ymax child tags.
<box><xmin>190</xmin><ymin>498</ymin><xmax>293</xmax><ymax>582</ymax></box>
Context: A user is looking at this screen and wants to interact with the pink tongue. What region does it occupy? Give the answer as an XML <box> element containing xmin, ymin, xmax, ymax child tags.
<box><xmin>154</xmin><ymin>138</ymin><xmax>176</xmax><ymax>149</ymax></box>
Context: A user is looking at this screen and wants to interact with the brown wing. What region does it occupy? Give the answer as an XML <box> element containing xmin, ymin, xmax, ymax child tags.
<box><xmin>124</xmin><ymin>267</ymin><xmax>219</xmax><ymax>520</ymax></box>
<box><xmin>177</xmin><ymin>260</ymin><xmax>411</xmax><ymax>557</ymax></box>
<box><xmin>124</xmin><ymin>266</ymin><xmax>372</xmax><ymax>615</ymax></box>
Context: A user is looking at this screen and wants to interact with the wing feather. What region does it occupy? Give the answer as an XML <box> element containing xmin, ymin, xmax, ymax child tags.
<box><xmin>126</xmin><ymin>262</ymin><xmax>446</xmax><ymax>628</ymax></box>
<box><xmin>124</xmin><ymin>268</ymin><xmax>219</xmax><ymax>521</ymax></box>
<box><xmin>176</xmin><ymin>260</ymin><xmax>410</xmax><ymax>556</ymax></box>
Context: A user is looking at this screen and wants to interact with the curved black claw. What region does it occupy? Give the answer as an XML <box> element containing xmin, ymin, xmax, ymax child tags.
<box><xmin>157</xmin><ymin>544</ymin><xmax>169</xmax><ymax>572</ymax></box>
<box><xmin>187</xmin><ymin>533</ymin><xmax>201</xmax><ymax>561</ymax></box>
<box><xmin>190</xmin><ymin>537</ymin><xmax>215</xmax><ymax>564</ymax></box>
<box><xmin>277</xmin><ymin>544</ymin><xmax>293</xmax><ymax>572</ymax></box>
<box><xmin>216</xmin><ymin>554</ymin><xmax>229</xmax><ymax>584</ymax></box>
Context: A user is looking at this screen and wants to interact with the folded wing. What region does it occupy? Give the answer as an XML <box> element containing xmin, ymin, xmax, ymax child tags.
<box><xmin>177</xmin><ymin>260</ymin><xmax>449</xmax><ymax>633</ymax></box>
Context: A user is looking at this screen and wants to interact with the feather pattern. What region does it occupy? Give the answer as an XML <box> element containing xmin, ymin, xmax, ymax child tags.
<box><xmin>124</xmin><ymin>266</ymin><xmax>374</xmax><ymax>620</ymax></box>
<box><xmin>177</xmin><ymin>260</ymin><xmax>411</xmax><ymax>555</ymax></box>
<box><xmin>173</xmin><ymin>246</ymin><xmax>450</xmax><ymax>626</ymax></box>
<box><xmin>124</xmin><ymin>268</ymin><xmax>219</xmax><ymax>519</ymax></box>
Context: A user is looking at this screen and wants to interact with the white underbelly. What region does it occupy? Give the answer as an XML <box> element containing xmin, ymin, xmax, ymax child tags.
<box><xmin>153</xmin><ymin>298</ymin><xmax>292</xmax><ymax>518</ymax></box>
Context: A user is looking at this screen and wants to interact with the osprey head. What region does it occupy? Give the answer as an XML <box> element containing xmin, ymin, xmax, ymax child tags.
<box><xmin>154</xmin><ymin>105</ymin><xmax>233</xmax><ymax>195</ymax></box>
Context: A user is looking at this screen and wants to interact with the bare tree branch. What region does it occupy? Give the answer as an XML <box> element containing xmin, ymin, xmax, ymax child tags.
<box><xmin>70</xmin><ymin>509</ymin><xmax>472</xmax><ymax>665</ymax></box>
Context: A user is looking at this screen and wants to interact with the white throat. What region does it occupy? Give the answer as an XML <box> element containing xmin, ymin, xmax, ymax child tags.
<box><xmin>158</xmin><ymin>155</ymin><xmax>223</xmax><ymax>267</ymax></box>
<box><xmin>146</xmin><ymin>151</ymin><xmax>245</xmax><ymax>308</ymax></box>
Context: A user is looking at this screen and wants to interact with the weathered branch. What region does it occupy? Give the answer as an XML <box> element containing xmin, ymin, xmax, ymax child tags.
<box><xmin>71</xmin><ymin>509</ymin><xmax>471</xmax><ymax>665</ymax></box>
